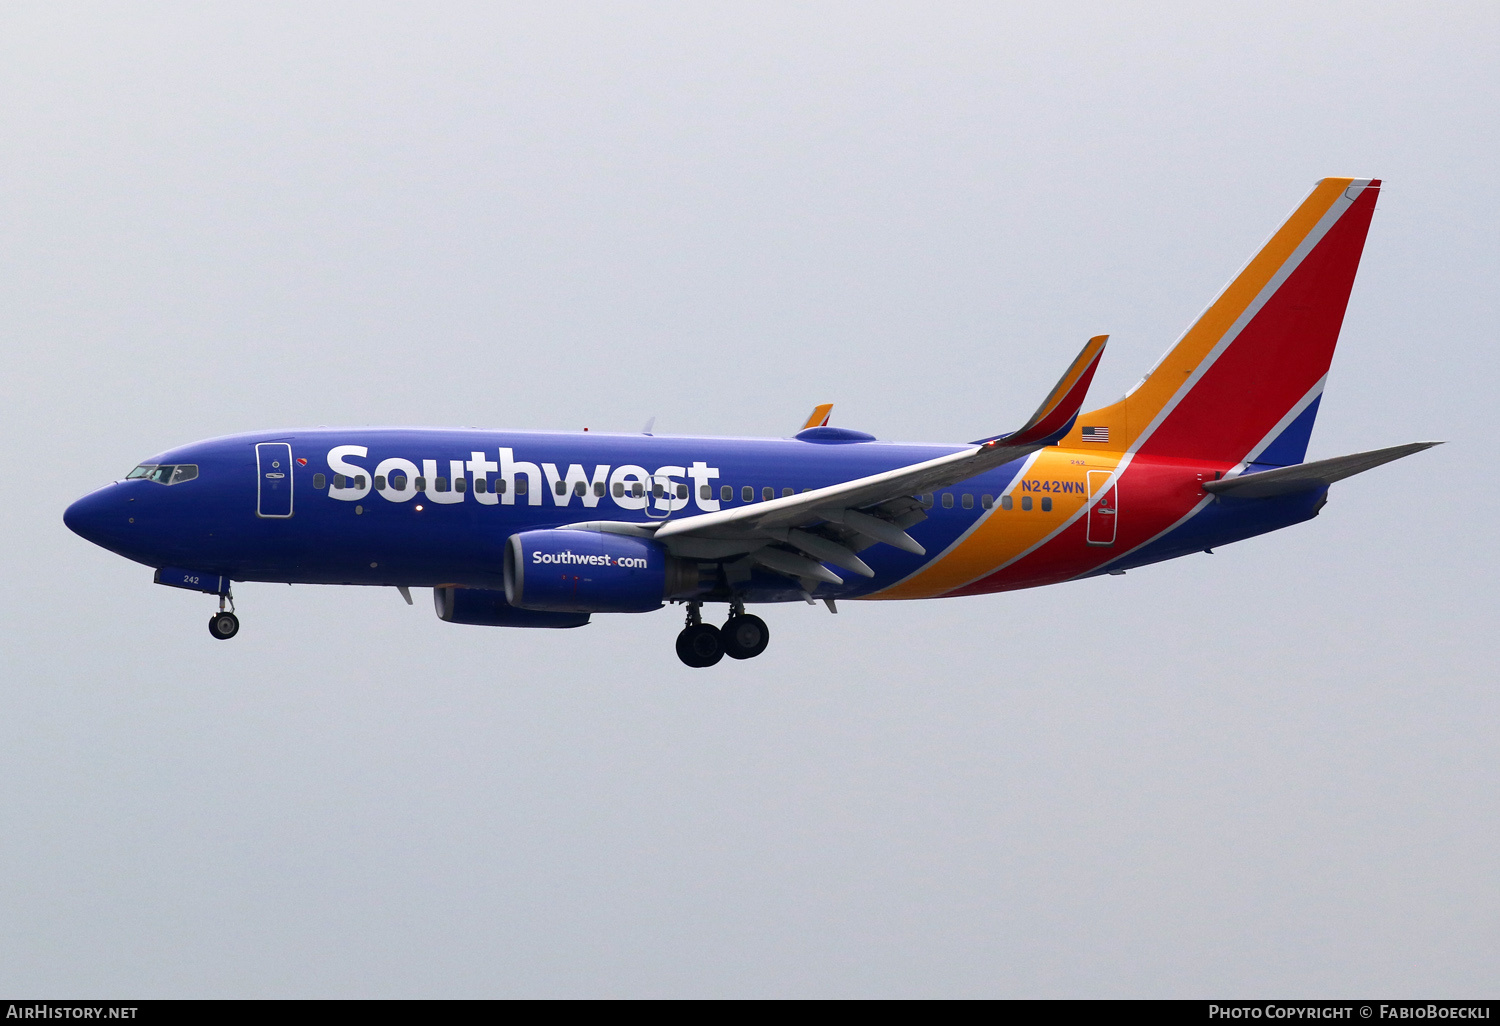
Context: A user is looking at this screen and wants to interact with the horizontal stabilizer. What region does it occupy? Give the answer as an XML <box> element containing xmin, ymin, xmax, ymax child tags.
<box><xmin>1204</xmin><ymin>441</ymin><xmax>1442</xmax><ymax>499</ymax></box>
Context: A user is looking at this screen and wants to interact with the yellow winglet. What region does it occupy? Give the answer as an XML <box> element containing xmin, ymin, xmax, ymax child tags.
<box><xmin>801</xmin><ymin>403</ymin><xmax>834</xmax><ymax>430</ymax></box>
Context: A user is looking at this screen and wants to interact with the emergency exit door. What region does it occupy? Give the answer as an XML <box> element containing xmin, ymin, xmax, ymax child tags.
<box><xmin>256</xmin><ymin>442</ymin><xmax>294</xmax><ymax>518</ymax></box>
<box><xmin>1086</xmin><ymin>470</ymin><xmax>1117</xmax><ymax>546</ymax></box>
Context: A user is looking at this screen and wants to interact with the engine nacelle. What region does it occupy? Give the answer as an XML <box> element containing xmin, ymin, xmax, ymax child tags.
<box><xmin>504</xmin><ymin>529</ymin><xmax>697</xmax><ymax>613</ymax></box>
<box><xmin>433</xmin><ymin>586</ymin><xmax>590</xmax><ymax>628</ymax></box>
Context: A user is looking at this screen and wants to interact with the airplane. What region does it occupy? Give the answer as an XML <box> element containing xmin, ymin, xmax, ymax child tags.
<box><xmin>64</xmin><ymin>177</ymin><xmax>1439</xmax><ymax>667</ymax></box>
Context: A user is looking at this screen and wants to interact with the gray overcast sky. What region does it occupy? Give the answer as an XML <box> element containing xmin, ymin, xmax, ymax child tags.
<box><xmin>1</xmin><ymin>2</ymin><xmax>1495</xmax><ymax>998</ymax></box>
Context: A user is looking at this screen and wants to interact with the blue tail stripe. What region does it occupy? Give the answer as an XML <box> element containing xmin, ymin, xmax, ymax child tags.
<box><xmin>1254</xmin><ymin>394</ymin><xmax>1322</xmax><ymax>467</ymax></box>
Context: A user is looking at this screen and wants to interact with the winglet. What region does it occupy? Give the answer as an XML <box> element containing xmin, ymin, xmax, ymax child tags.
<box><xmin>801</xmin><ymin>403</ymin><xmax>834</xmax><ymax>430</ymax></box>
<box><xmin>972</xmin><ymin>335</ymin><xmax>1108</xmax><ymax>446</ymax></box>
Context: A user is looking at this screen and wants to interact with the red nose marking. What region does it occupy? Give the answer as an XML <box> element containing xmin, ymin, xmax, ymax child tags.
<box><xmin>296</xmin><ymin>458</ymin><xmax>307</xmax><ymax>465</ymax></box>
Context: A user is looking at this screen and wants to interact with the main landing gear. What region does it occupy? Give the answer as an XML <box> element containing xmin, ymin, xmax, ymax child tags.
<box><xmin>675</xmin><ymin>601</ymin><xmax>770</xmax><ymax>668</ymax></box>
<box><xmin>208</xmin><ymin>592</ymin><xmax>239</xmax><ymax>640</ymax></box>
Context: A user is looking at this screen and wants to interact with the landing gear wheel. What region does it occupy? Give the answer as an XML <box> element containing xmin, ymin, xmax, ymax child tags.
<box><xmin>721</xmin><ymin>614</ymin><xmax>769</xmax><ymax>660</ymax></box>
<box><xmin>675</xmin><ymin>623</ymin><xmax>724</xmax><ymax>667</ymax></box>
<box><xmin>208</xmin><ymin>611</ymin><xmax>240</xmax><ymax>640</ymax></box>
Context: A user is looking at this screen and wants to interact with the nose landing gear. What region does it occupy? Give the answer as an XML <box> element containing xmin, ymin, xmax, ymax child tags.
<box><xmin>208</xmin><ymin>591</ymin><xmax>239</xmax><ymax>640</ymax></box>
<box><xmin>674</xmin><ymin>601</ymin><xmax>770</xmax><ymax>667</ymax></box>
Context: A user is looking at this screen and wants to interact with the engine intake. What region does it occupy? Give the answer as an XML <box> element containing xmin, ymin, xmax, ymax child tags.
<box><xmin>504</xmin><ymin>529</ymin><xmax>699</xmax><ymax>613</ymax></box>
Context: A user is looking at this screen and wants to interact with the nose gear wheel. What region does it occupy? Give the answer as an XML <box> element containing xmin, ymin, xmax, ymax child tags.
<box><xmin>208</xmin><ymin>611</ymin><xmax>240</xmax><ymax>640</ymax></box>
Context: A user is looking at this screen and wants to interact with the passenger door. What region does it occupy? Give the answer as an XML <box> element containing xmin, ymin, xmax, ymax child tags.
<box><xmin>256</xmin><ymin>442</ymin><xmax>294</xmax><ymax>518</ymax></box>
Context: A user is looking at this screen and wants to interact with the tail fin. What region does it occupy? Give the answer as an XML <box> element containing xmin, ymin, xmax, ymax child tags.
<box><xmin>1061</xmin><ymin>177</ymin><xmax>1380</xmax><ymax>465</ymax></box>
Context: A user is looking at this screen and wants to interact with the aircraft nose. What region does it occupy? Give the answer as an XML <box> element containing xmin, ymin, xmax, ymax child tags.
<box><xmin>64</xmin><ymin>486</ymin><xmax>122</xmax><ymax>548</ymax></box>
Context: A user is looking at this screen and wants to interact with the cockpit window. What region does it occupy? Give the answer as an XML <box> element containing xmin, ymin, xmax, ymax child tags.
<box><xmin>127</xmin><ymin>463</ymin><xmax>199</xmax><ymax>485</ymax></box>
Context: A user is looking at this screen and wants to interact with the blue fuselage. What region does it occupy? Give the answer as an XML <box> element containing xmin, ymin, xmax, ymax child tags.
<box><xmin>64</xmin><ymin>427</ymin><xmax>1323</xmax><ymax>607</ymax></box>
<box><xmin>65</xmin><ymin>428</ymin><xmax>988</xmax><ymax>603</ymax></box>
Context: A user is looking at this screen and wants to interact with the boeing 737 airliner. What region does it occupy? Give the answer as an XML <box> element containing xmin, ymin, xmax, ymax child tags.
<box><xmin>65</xmin><ymin>178</ymin><xmax>1437</xmax><ymax>666</ymax></box>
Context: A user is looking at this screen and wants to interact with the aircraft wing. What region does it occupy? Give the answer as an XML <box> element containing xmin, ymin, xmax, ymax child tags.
<box><xmin>1203</xmin><ymin>441</ymin><xmax>1442</xmax><ymax>499</ymax></box>
<box><xmin>628</xmin><ymin>336</ymin><xmax>1107</xmax><ymax>586</ymax></box>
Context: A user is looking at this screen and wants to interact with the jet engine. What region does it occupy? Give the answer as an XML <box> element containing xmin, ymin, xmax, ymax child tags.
<box><xmin>504</xmin><ymin>529</ymin><xmax>700</xmax><ymax>613</ymax></box>
<box><xmin>433</xmin><ymin>585</ymin><xmax>590</xmax><ymax>628</ymax></box>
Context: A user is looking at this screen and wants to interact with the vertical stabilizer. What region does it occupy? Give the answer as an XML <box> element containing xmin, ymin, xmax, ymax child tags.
<box><xmin>1061</xmin><ymin>178</ymin><xmax>1380</xmax><ymax>465</ymax></box>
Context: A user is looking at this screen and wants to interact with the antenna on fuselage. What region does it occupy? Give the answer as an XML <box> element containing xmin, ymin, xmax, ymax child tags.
<box><xmin>641</xmin><ymin>417</ymin><xmax>655</xmax><ymax>436</ymax></box>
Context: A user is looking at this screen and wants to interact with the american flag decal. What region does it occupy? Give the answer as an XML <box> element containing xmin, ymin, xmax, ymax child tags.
<box><xmin>1081</xmin><ymin>426</ymin><xmax>1109</xmax><ymax>442</ymax></box>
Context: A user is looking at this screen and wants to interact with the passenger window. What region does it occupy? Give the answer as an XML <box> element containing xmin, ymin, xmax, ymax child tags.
<box><xmin>375</xmin><ymin>475</ymin><xmax>388</xmax><ymax>490</ymax></box>
<box><xmin>475</xmin><ymin>478</ymin><xmax>487</xmax><ymax>493</ymax></box>
<box><xmin>455</xmin><ymin>478</ymin><xmax>467</xmax><ymax>493</ymax></box>
<box><xmin>721</xmin><ymin>485</ymin><xmax>732</xmax><ymax>502</ymax></box>
<box><xmin>631</xmin><ymin>483</ymin><xmax>643</xmax><ymax>497</ymax></box>
<box><xmin>498</xmin><ymin>479</ymin><xmax>509</xmax><ymax>494</ymax></box>
<box><xmin>653</xmin><ymin>483</ymin><xmax>664</xmax><ymax>498</ymax></box>
<box><xmin>574</xmin><ymin>482</ymin><xmax>586</xmax><ymax>496</ymax></box>
<box><xmin>355</xmin><ymin>475</ymin><xmax>367</xmax><ymax>489</ymax></box>
<box><xmin>674</xmin><ymin>484</ymin><xmax>686</xmax><ymax>499</ymax></box>
<box><xmin>1021</xmin><ymin>496</ymin><xmax>1033</xmax><ymax>511</ymax></box>
<box><xmin>961</xmin><ymin>493</ymin><xmax>974</xmax><ymax>509</ymax></box>
<box><xmin>334</xmin><ymin>474</ymin><xmax>346</xmax><ymax>488</ymax></box>
<box><xmin>1041</xmin><ymin>497</ymin><xmax>1052</xmax><ymax>512</ymax></box>
<box><xmin>1001</xmin><ymin>495</ymin><xmax>1013</xmax><ymax>510</ymax></box>
<box><xmin>415</xmin><ymin>477</ymin><xmax>427</xmax><ymax>490</ymax></box>
<box><xmin>782</xmin><ymin>488</ymin><xmax>793</xmax><ymax>498</ymax></box>
<box><xmin>981</xmin><ymin>494</ymin><xmax>993</xmax><ymax>509</ymax></box>
<box><xmin>555</xmin><ymin>480</ymin><xmax>567</xmax><ymax>495</ymax></box>
<box><xmin>920</xmin><ymin>493</ymin><xmax>934</xmax><ymax>508</ymax></box>
<box><xmin>594</xmin><ymin>482</ymin><xmax>605</xmax><ymax>497</ymax></box>
<box><xmin>313</xmin><ymin>473</ymin><xmax>326</xmax><ymax>489</ymax></box>
<box><xmin>743</xmin><ymin>486</ymin><xmax>754</xmax><ymax>502</ymax></box>
<box><xmin>436</xmin><ymin>477</ymin><xmax>449</xmax><ymax>492</ymax></box>
<box><xmin>515</xmin><ymin>478</ymin><xmax>527</xmax><ymax>495</ymax></box>
<box><xmin>700</xmin><ymin>485</ymin><xmax>711</xmax><ymax>500</ymax></box>
<box><xmin>613</xmin><ymin>482</ymin><xmax>625</xmax><ymax>497</ymax></box>
<box><xmin>762</xmin><ymin>487</ymin><xmax>773</xmax><ymax>501</ymax></box>
<box><xmin>941</xmin><ymin>493</ymin><xmax>954</xmax><ymax>508</ymax></box>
